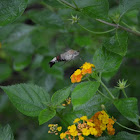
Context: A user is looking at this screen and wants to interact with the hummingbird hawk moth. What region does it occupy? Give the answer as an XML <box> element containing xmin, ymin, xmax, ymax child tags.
<box><xmin>49</xmin><ymin>49</ymin><xmax>79</xmax><ymax>67</ymax></box>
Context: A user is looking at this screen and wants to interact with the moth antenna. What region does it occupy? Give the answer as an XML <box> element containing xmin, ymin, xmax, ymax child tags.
<box><xmin>49</xmin><ymin>62</ymin><xmax>55</xmax><ymax>68</ymax></box>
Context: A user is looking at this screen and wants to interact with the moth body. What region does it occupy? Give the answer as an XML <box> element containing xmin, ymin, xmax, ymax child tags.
<box><xmin>49</xmin><ymin>49</ymin><xmax>79</xmax><ymax>67</ymax></box>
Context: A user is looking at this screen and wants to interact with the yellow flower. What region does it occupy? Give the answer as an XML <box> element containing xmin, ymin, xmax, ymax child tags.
<box><xmin>98</xmin><ymin>111</ymin><xmax>109</xmax><ymax>124</ymax></box>
<box><xmin>68</xmin><ymin>124</ymin><xmax>76</xmax><ymax>133</ymax></box>
<box><xmin>80</xmin><ymin>116</ymin><xmax>88</xmax><ymax>121</ymax></box>
<box><xmin>74</xmin><ymin>69</ymin><xmax>82</xmax><ymax>75</ymax></box>
<box><xmin>78</xmin><ymin>135</ymin><xmax>84</xmax><ymax>140</ymax></box>
<box><xmin>73</xmin><ymin>118</ymin><xmax>80</xmax><ymax>123</ymax></box>
<box><xmin>100</xmin><ymin>123</ymin><xmax>106</xmax><ymax>130</ymax></box>
<box><xmin>101</xmin><ymin>110</ymin><xmax>108</xmax><ymax>116</ymax></box>
<box><xmin>81</xmin><ymin>62</ymin><xmax>95</xmax><ymax>69</ymax></box>
<box><xmin>70</xmin><ymin>69</ymin><xmax>83</xmax><ymax>83</ymax></box>
<box><xmin>82</xmin><ymin>128</ymin><xmax>90</xmax><ymax>136</ymax></box>
<box><xmin>81</xmin><ymin>62</ymin><xmax>95</xmax><ymax>75</ymax></box>
<box><xmin>87</xmin><ymin>121</ymin><xmax>95</xmax><ymax>127</ymax></box>
<box><xmin>48</xmin><ymin>124</ymin><xmax>54</xmax><ymax>127</ymax></box>
<box><xmin>89</xmin><ymin>127</ymin><xmax>98</xmax><ymax>136</ymax></box>
<box><xmin>57</xmin><ymin>126</ymin><xmax>62</xmax><ymax>132</ymax></box>
<box><xmin>66</xmin><ymin>97</ymin><xmax>71</xmax><ymax>105</ymax></box>
<box><xmin>70</xmin><ymin>130</ymin><xmax>78</xmax><ymax>136</ymax></box>
<box><xmin>60</xmin><ymin>133</ymin><xmax>66</xmax><ymax>139</ymax></box>
<box><xmin>102</xmin><ymin>117</ymin><xmax>109</xmax><ymax>124</ymax></box>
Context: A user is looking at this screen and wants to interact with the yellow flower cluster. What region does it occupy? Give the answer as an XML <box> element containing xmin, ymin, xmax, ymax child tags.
<box><xmin>62</xmin><ymin>97</ymin><xmax>71</xmax><ymax>106</ymax></box>
<box><xmin>48</xmin><ymin>124</ymin><xmax>62</xmax><ymax>135</ymax></box>
<box><xmin>70</xmin><ymin>62</ymin><xmax>95</xmax><ymax>83</ymax></box>
<box><xmin>59</xmin><ymin>110</ymin><xmax>115</xmax><ymax>140</ymax></box>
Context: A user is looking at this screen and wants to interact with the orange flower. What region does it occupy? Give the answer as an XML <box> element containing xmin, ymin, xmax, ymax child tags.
<box><xmin>107</xmin><ymin>124</ymin><xmax>115</xmax><ymax>135</ymax></box>
<box><xmin>70</xmin><ymin>69</ymin><xmax>83</xmax><ymax>83</ymax></box>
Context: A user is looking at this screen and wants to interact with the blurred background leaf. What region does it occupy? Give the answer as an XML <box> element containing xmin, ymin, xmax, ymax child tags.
<box><xmin>0</xmin><ymin>0</ymin><xmax>140</xmax><ymax>139</ymax></box>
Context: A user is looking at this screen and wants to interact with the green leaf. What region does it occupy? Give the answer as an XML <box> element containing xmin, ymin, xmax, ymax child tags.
<box><xmin>73</xmin><ymin>92</ymin><xmax>109</xmax><ymax>117</ymax></box>
<box><xmin>104</xmin><ymin>30</ymin><xmax>128</xmax><ymax>56</ymax></box>
<box><xmin>60</xmin><ymin>106</ymin><xmax>86</xmax><ymax>126</ymax></box>
<box><xmin>51</xmin><ymin>86</ymin><xmax>71</xmax><ymax>106</ymax></box>
<box><xmin>0</xmin><ymin>63</ymin><xmax>12</xmax><ymax>83</ymax></box>
<box><xmin>2</xmin><ymin>24</ymin><xmax>35</xmax><ymax>43</ymax></box>
<box><xmin>4</xmin><ymin>36</ymin><xmax>35</xmax><ymax>54</ymax></box>
<box><xmin>75</xmin><ymin>0</ymin><xmax>109</xmax><ymax>20</ymax></box>
<box><xmin>71</xmin><ymin>81</ymin><xmax>100</xmax><ymax>110</ymax></box>
<box><xmin>0</xmin><ymin>94</ymin><xmax>8</xmax><ymax>112</ymax></box>
<box><xmin>87</xmin><ymin>131</ymin><xmax>140</xmax><ymax>140</ymax></box>
<box><xmin>42</xmin><ymin>0</ymin><xmax>64</xmax><ymax>8</ymax></box>
<box><xmin>13</xmin><ymin>54</ymin><xmax>31</xmax><ymax>71</ymax></box>
<box><xmin>28</xmin><ymin>9</ymin><xmax>63</xmax><ymax>28</ymax></box>
<box><xmin>114</xmin><ymin>97</ymin><xmax>139</xmax><ymax>125</ymax></box>
<box><xmin>93</xmin><ymin>47</ymin><xmax>122</xmax><ymax>72</ymax></box>
<box><xmin>0</xmin><ymin>124</ymin><xmax>14</xmax><ymax>140</ymax></box>
<box><xmin>119</xmin><ymin>0</ymin><xmax>140</xmax><ymax>17</ymax></box>
<box><xmin>39</xmin><ymin>108</ymin><xmax>56</xmax><ymax>125</ymax></box>
<box><xmin>1</xmin><ymin>84</ymin><xmax>50</xmax><ymax>117</ymax></box>
<box><xmin>2</xmin><ymin>24</ymin><xmax>35</xmax><ymax>54</ymax></box>
<box><xmin>113</xmin><ymin>131</ymin><xmax>140</xmax><ymax>140</ymax></box>
<box><xmin>0</xmin><ymin>0</ymin><xmax>28</xmax><ymax>26</ymax></box>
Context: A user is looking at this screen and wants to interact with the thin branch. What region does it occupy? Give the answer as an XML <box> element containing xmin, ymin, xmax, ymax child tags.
<box><xmin>116</xmin><ymin>121</ymin><xmax>140</xmax><ymax>133</ymax></box>
<box><xmin>56</xmin><ymin>0</ymin><xmax>76</xmax><ymax>10</ymax></box>
<box><xmin>78</xmin><ymin>22</ymin><xmax>116</xmax><ymax>34</ymax></box>
<box><xmin>72</xmin><ymin>0</ymin><xmax>79</xmax><ymax>10</ymax></box>
<box><xmin>97</xmin><ymin>90</ymin><xmax>112</xmax><ymax>100</ymax></box>
<box><xmin>96</xmin><ymin>19</ymin><xmax>140</xmax><ymax>37</ymax></box>
<box><xmin>122</xmin><ymin>89</ymin><xmax>128</xmax><ymax>98</ymax></box>
<box><xmin>100</xmin><ymin>80</ymin><xmax>115</xmax><ymax>99</ymax></box>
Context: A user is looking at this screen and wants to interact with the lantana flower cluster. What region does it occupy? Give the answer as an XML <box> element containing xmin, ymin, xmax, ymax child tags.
<box><xmin>48</xmin><ymin>124</ymin><xmax>62</xmax><ymax>135</ymax></box>
<box><xmin>70</xmin><ymin>62</ymin><xmax>95</xmax><ymax>83</ymax></box>
<box><xmin>62</xmin><ymin>97</ymin><xmax>71</xmax><ymax>107</ymax></box>
<box><xmin>59</xmin><ymin>110</ymin><xmax>116</xmax><ymax>140</ymax></box>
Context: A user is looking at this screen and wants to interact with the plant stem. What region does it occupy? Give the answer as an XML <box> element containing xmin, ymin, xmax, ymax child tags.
<box><xmin>121</xmin><ymin>21</ymin><xmax>140</xmax><ymax>34</ymax></box>
<box><xmin>122</xmin><ymin>89</ymin><xmax>128</xmax><ymax>98</ymax></box>
<box><xmin>56</xmin><ymin>0</ymin><xmax>76</xmax><ymax>10</ymax></box>
<box><xmin>97</xmin><ymin>90</ymin><xmax>112</xmax><ymax>101</ymax></box>
<box><xmin>116</xmin><ymin>121</ymin><xmax>140</xmax><ymax>133</ymax></box>
<box><xmin>96</xmin><ymin>19</ymin><xmax>140</xmax><ymax>36</ymax></box>
<box><xmin>40</xmin><ymin>1</ymin><xmax>54</xmax><ymax>12</ymax></box>
<box><xmin>78</xmin><ymin>22</ymin><xmax>116</xmax><ymax>34</ymax></box>
<box><xmin>72</xmin><ymin>0</ymin><xmax>79</xmax><ymax>10</ymax></box>
<box><xmin>100</xmin><ymin>81</ymin><xmax>115</xmax><ymax>99</ymax></box>
<box><xmin>56</xmin><ymin>111</ymin><xmax>69</xmax><ymax>126</ymax></box>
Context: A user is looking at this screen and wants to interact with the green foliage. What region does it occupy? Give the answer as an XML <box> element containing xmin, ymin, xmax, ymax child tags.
<box><xmin>114</xmin><ymin>97</ymin><xmax>139</xmax><ymax>125</ymax></box>
<box><xmin>87</xmin><ymin>131</ymin><xmax>140</xmax><ymax>140</ymax></box>
<box><xmin>0</xmin><ymin>63</ymin><xmax>12</xmax><ymax>83</ymax></box>
<box><xmin>75</xmin><ymin>0</ymin><xmax>109</xmax><ymax>20</ymax></box>
<box><xmin>0</xmin><ymin>0</ymin><xmax>140</xmax><ymax>139</ymax></box>
<box><xmin>0</xmin><ymin>0</ymin><xmax>28</xmax><ymax>26</ymax></box>
<box><xmin>93</xmin><ymin>47</ymin><xmax>122</xmax><ymax>72</ymax></box>
<box><xmin>28</xmin><ymin>9</ymin><xmax>64</xmax><ymax>28</ymax></box>
<box><xmin>39</xmin><ymin>108</ymin><xmax>56</xmax><ymax>125</ymax></box>
<box><xmin>1</xmin><ymin>84</ymin><xmax>50</xmax><ymax>117</ymax></box>
<box><xmin>0</xmin><ymin>124</ymin><xmax>14</xmax><ymax>140</ymax></box>
<box><xmin>119</xmin><ymin>0</ymin><xmax>140</xmax><ymax>17</ymax></box>
<box><xmin>51</xmin><ymin>86</ymin><xmax>71</xmax><ymax>106</ymax></box>
<box><xmin>104</xmin><ymin>30</ymin><xmax>128</xmax><ymax>56</ymax></box>
<box><xmin>72</xmin><ymin>81</ymin><xmax>100</xmax><ymax>109</ymax></box>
